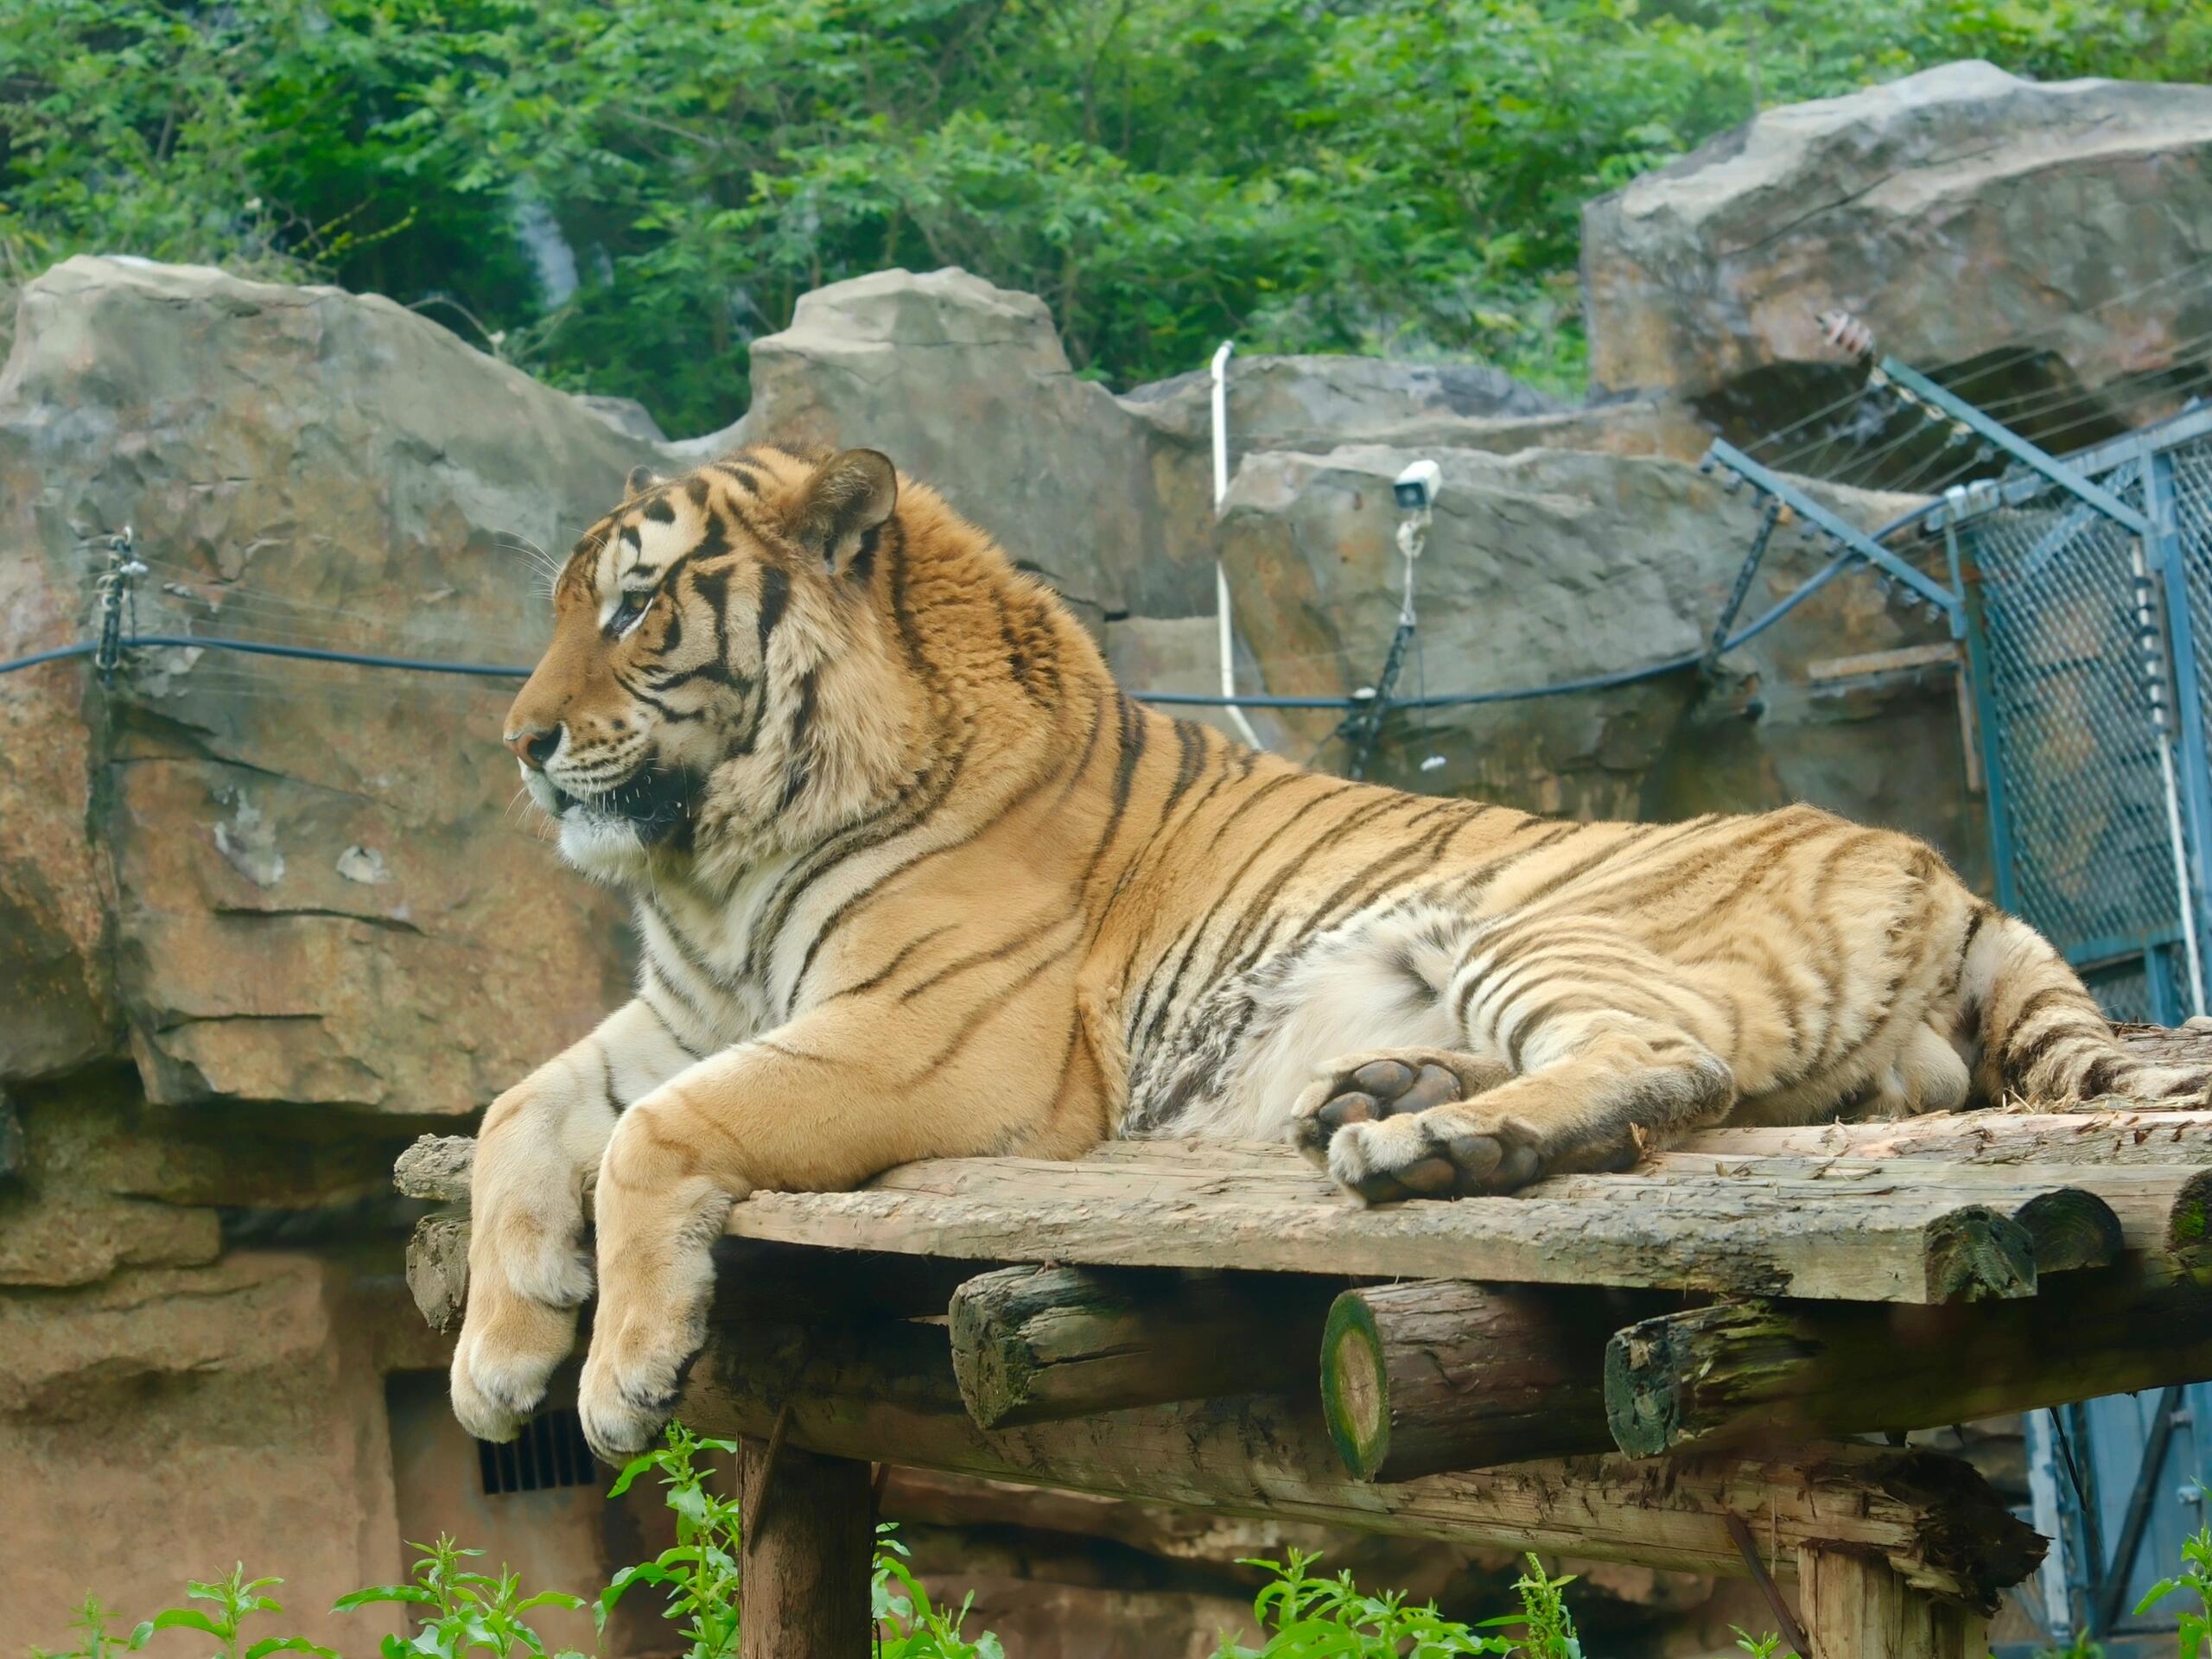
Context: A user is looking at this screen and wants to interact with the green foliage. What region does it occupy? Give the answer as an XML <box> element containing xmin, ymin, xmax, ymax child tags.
<box><xmin>2136</xmin><ymin>1521</ymin><xmax>2212</xmax><ymax>1658</ymax></box>
<box><xmin>8</xmin><ymin>0</ymin><xmax>2210</xmax><ymax>431</ymax></box>
<box><xmin>873</xmin><ymin>1529</ymin><xmax>1005</xmax><ymax>1659</ymax></box>
<box><xmin>27</xmin><ymin>1440</ymin><xmax>2212</xmax><ymax>1656</ymax></box>
<box><xmin>126</xmin><ymin>1568</ymin><xmax>336</xmax><ymax>1659</ymax></box>
<box><xmin>1209</xmin><ymin>1548</ymin><xmax>1591</xmax><ymax>1657</ymax></box>
<box><xmin>332</xmin><ymin>1536</ymin><xmax>585</xmax><ymax>1659</ymax></box>
<box><xmin>596</xmin><ymin>1423</ymin><xmax>744</xmax><ymax>1659</ymax></box>
<box><xmin>29</xmin><ymin>1598</ymin><xmax>139</xmax><ymax>1659</ymax></box>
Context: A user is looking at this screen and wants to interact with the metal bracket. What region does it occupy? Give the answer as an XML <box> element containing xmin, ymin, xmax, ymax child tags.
<box><xmin>1704</xmin><ymin>440</ymin><xmax>1962</xmax><ymax>626</ymax></box>
<box><xmin>1876</xmin><ymin>357</ymin><xmax>2151</xmax><ymax>536</ymax></box>
<box><xmin>92</xmin><ymin>528</ymin><xmax>146</xmax><ymax>684</ymax></box>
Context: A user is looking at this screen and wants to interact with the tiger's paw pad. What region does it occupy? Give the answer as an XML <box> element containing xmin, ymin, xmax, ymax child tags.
<box><xmin>1289</xmin><ymin>1050</ymin><xmax>1510</xmax><ymax>1170</ymax></box>
<box><xmin>1311</xmin><ymin>1103</ymin><xmax>1546</xmax><ymax>1205</ymax></box>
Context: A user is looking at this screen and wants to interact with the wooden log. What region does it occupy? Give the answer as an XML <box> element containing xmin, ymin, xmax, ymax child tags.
<box><xmin>947</xmin><ymin>1265</ymin><xmax>1332</xmax><ymax>1429</ymax></box>
<box><xmin>739</xmin><ymin>1439</ymin><xmax>873</xmax><ymax>1659</ymax></box>
<box><xmin>406</xmin><ymin>1212</ymin><xmax>471</xmax><ymax>1330</ymax></box>
<box><xmin>1319</xmin><ymin>1281</ymin><xmax>1651</xmax><ymax>1482</ymax></box>
<box><xmin>1798</xmin><ymin>1546</ymin><xmax>1988</xmax><ymax>1659</ymax></box>
<box><xmin>679</xmin><ymin>1314</ymin><xmax>2043</xmax><ymax>1611</ymax></box>
<box><xmin>1605</xmin><ymin>1262</ymin><xmax>2212</xmax><ymax>1459</ymax></box>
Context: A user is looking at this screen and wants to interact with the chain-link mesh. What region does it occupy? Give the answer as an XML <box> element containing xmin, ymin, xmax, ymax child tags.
<box><xmin>1965</xmin><ymin>451</ymin><xmax>2199</xmax><ymax>1021</ymax></box>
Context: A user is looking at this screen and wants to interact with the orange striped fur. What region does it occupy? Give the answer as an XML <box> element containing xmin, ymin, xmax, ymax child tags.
<box><xmin>450</xmin><ymin>445</ymin><xmax>2206</xmax><ymax>1459</ymax></box>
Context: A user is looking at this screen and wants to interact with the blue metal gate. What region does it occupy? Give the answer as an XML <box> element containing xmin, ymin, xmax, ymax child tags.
<box><xmin>1718</xmin><ymin>391</ymin><xmax>2212</xmax><ymax>1654</ymax></box>
<box><xmin>1939</xmin><ymin>405</ymin><xmax>2212</xmax><ymax>1652</ymax></box>
<box><xmin>1949</xmin><ymin>408</ymin><xmax>2212</xmax><ymax>1025</ymax></box>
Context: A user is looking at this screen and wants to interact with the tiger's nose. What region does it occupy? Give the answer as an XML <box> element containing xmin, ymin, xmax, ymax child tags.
<box><xmin>505</xmin><ymin>722</ymin><xmax>563</xmax><ymax>771</ymax></box>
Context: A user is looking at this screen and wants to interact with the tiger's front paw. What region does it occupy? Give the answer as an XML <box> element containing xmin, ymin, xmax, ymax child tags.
<box><xmin>577</xmin><ymin>1294</ymin><xmax>709</xmax><ymax>1463</ymax></box>
<box><xmin>1289</xmin><ymin>1050</ymin><xmax>1529</xmax><ymax>1203</ymax></box>
<box><xmin>448</xmin><ymin>1185</ymin><xmax>594</xmax><ymax>1440</ymax></box>
<box><xmin>450</xmin><ymin>1287</ymin><xmax>580</xmax><ymax>1442</ymax></box>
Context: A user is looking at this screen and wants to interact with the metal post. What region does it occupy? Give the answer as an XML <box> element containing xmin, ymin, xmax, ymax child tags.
<box><xmin>2131</xmin><ymin>539</ymin><xmax>2206</xmax><ymax>1014</ymax></box>
<box><xmin>1950</xmin><ymin>523</ymin><xmax>2022</xmax><ymax>914</ymax></box>
<box><xmin>1209</xmin><ymin>341</ymin><xmax>1264</xmax><ymax>750</ymax></box>
<box><xmin>1702</xmin><ymin>498</ymin><xmax>1783</xmax><ymax>676</ymax></box>
<box><xmin>1876</xmin><ymin>358</ymin><xmax>2150</xmax><ymax>536</ymax></box>
<box><xmin>2148</xmin><ymin>447</ymin><xmax>2212</xmax><ymax>1001</ymax></box>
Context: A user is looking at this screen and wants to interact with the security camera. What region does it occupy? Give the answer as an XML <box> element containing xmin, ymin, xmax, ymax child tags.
<box><xmin>1394</xmin><ymin>460</ymin><xmax>1440</xmax><ymax>512</ymax></box>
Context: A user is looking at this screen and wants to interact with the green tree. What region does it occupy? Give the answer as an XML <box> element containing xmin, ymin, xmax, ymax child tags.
<box><xmin>6</xmin><ymin>0</ymin><xmax>2207</xmax><ymax>434</ymax></box>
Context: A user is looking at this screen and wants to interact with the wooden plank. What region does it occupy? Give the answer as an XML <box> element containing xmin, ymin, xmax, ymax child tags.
<box><xmin>1632</xmin><ymin>1155</ymin><xmax>2206</xmax><ymax>1268</ymax></box>
<box><xmin>739</xmin><ymin>1440</ymin><xmax>873</xmax><ymax>1659</ymax></box>
<box><xmin>1669</xmin><ymin>1108</ymin><xmax>2212</xmax><ymax>1166</ymax></box>
<box><xmin>1799</xmin><ymin>1546</ymin><xmax>1988</xmax><ymax>1659</ymax></box>
<box><xmin>948</xmin><ymin>1265</ymin><xmax>1332</xmax><ymax>1428</ymax></box>
<box><xmin>733</xmin><ymin>1143</ymin><xmax>2047</xmax><ymax>1302</ymax></box>
<box><xmin>397</xmin><ymin>1110</ymin><xmax>2212</xmax><ymax>1303</ymax></box>
<box><xmin>1807</xmin><ymin>642</ymin><xmax>1961</xmax><ymax>682</ymax></box>
<box><xmin>1605</xmin><ymin>1262</ymin><xmax>2212</xmax><ymax>1459</ymax></box>
<box><xmin>678</xmin><ymin>1314</ymin><xmax>2044</xmax><ymax>1611</ymax></box>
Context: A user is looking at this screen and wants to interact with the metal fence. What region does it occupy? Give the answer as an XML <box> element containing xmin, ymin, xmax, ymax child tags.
<box><xmin>1944</xmin><ymin>407</ymin><xmax>2212</xmax><ymax>1025</ymax></box>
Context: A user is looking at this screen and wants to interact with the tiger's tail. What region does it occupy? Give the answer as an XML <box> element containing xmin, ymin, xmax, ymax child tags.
<box><xmin>1964</xmin><ymin>910</ymin><xmax>2209</xmax><ymax>1106</ymax></box>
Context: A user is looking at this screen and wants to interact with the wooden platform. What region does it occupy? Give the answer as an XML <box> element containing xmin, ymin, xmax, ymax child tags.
<box><xmin>397</xmin><ymin>1102</ymin><xmax>2212</xmax><ymax>1657</ymax></box>
<box><xmin>398</xmin><ymin>1111</ymin><xmax>2212</xmax><ymax>1303</ymax></box>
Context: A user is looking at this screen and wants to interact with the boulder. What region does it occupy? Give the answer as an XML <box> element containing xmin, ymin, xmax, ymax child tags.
<box><xmin>704</xmin><ymin>267</ymin><xmax>1186</xmax><ymax>620</ymax></box>
<box><xmin>707</xmin><ymin>267</ymin><xmax>1579</xmax><ymax>620</ymax></box>
<box><xmin>1583</xmin><ymin>62</ymin><xmax>2212</xmax><ymax>447</ymax></box>
<box><xmin>1217</xmin><ymin>444</ymin><xmax>1988</xmax><ymax>887</ymax></box>
<box><xmin>0</xmin><ymin>257</ymin><xmax>644</xmax><ymax>1114</ymax></box>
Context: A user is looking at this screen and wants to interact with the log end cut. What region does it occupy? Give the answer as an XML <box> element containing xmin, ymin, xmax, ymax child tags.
<box><xmin>1319</xmin><ymin>1292</ymin><xmax>1390</xmax><ymax>1480</ymax></box>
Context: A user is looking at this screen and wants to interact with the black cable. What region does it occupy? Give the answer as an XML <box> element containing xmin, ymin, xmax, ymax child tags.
<box><xmin>0</xmin><ymin>498</ymin><xmax>1930</xmax><ymax>709</ymax></box>
<box><xmin>0</xmin><ymin>633</ymin><xmax>531</xmax><ymax>679</ymax></box>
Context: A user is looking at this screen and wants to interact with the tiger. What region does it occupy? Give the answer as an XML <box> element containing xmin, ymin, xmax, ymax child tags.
<box><xmin>450</xmin><ymin>442</ymin><xmax>2210</xmax><ymax>1461</ymax></box>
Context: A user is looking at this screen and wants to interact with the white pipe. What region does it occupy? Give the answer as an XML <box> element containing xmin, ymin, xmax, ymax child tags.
<box><xmin>2134</xmin><ymin>542</ymin><xmax>2206</xmax><ymax>1014</ymax></box>
<box><xmin>1210</xmin><ymin>341</ymin><xmax>1264</xmax><ymax>750</ymax></box>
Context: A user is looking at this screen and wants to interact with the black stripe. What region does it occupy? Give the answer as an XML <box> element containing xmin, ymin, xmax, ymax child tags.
<box><xmin>756</xmin><ymin>565</ymin><xmax>791</xmax><ymax>662</ymax></box>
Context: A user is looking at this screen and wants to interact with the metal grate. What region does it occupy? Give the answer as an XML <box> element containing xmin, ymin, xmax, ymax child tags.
<box><xmin>1963</xmin><ymin>419</ymin><xmax>2212</xmax><ymax>1026</ymax></box>
<box><xmin>477</xmin><ymin>1407</ymin><xmax>598</xmax><ymax>1496</ymax></box>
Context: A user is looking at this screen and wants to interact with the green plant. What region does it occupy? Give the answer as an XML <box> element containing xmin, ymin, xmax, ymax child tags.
<box><xmin>1731</xmin><ymin>1629</ymin><xmax>1792</xmax><ymax>1657</ymax></box>
<box><xmin>1211</xmin><ymin>1546</ymin><xmax>1529</xmax><ymax>1656</ymax></box>
<box><xmin>874</xmin><ymin>1527</ymin><xmax>1005</xmax><ymax>1659</ymax></box>
<box><xmin>125</xmin><ymin>1568</ymin><xmax>334</xmax><ymax>1659</ymax></box>
<box><xmin>334</xmin><ymin>1535</ymin><xmax>584</xmax><ymax>1659</ymax></box>
<box><xmin>1488</xmin><ymin>1555</ymin><xmax>1582</xmax><ymax>1658</ymax></box>
<box><xmin>596</xmin><ymin>1422</ymin><xmax>743</xmax><ymax>1659</ymax></box>
<box><xmin>2136</xmin><ymin>1521</ymin><xmax>2212</xmax><ymax>1657</ymax></box>
<box><xmin>30</xmin><ymin>1597</ymin><xmax>137</xmax><ymax>1659</ymax></box>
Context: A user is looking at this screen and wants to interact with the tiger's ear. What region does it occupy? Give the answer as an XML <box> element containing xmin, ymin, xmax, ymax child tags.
<box><xmin>625</xmin><ymin>465</ymin><xmax>660</xmax><ymax>498</ymax></box>
<box><xmin>786</xmin><ymin>449</ymin><xmax>897</xmax><ymax>578</ymax></box>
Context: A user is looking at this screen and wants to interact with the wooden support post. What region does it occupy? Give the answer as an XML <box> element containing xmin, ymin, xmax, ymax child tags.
<box><xmin>949</xmin><ymin>1264</ymin><xmax>1331</xmax><ymax>1428</ymax></box>
<box><xmin>1606</xmin><ymin>1263</ymin><xmax>2212</xmax><ymax>1458</ymax></box>
<box><xmin>739</xmin><ymin>1438</ymin><xmax>873</xmax><ymax>1659</ymax></box>
<box><xmin>1797</xmin><ymin>1547</ymin><xmax>1989</xmax><ymax>1659</ymax></box>
<box><xmin>1319</xmin><ymin>1281</ymin><xmax>1645</xmax><ymax>1480</ymax></box>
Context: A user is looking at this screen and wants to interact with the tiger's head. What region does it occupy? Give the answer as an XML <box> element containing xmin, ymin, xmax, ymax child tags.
<box><xmin>503</xmin><ymin>445</ymin><xmax>919</xmax><ymax>887</ymax></box>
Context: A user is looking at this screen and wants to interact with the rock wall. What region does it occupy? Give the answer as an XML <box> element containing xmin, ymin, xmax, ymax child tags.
<box><xmin>1583</xmin><ymin>61</ymin><xmax>2212</xmax><ymax>446</ymax></box>
<box><xmin>1217</xmin><ymin>443</ymin><xmax>1986</xmax><ymax>887</ymax></box>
